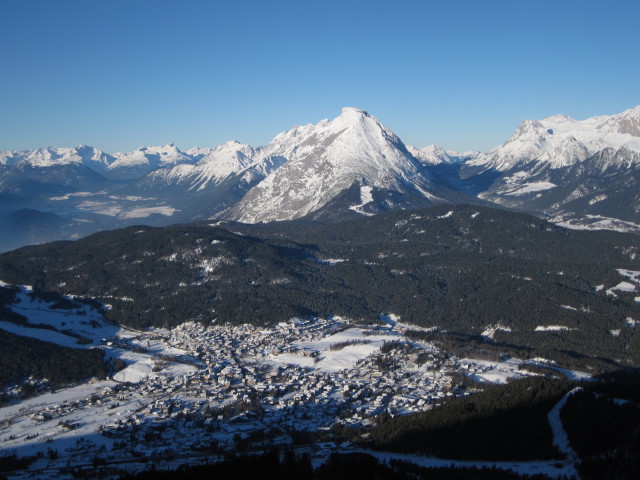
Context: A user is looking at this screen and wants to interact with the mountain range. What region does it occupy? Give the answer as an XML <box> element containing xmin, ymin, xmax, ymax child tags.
<box><xmin>1</xmin><ymin>105</ymin><xmax>639</xmax><ymax>251</ymax></box>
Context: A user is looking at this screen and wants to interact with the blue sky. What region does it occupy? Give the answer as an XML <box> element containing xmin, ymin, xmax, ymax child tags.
<box><xmin>1</xmin><ymin>0</ymin><xmax>638</xmax><ymax>153</ymax></box>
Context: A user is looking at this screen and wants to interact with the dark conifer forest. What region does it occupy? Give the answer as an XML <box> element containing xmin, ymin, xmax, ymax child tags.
<box><xmin>1</xmin><ymin>205</ymin><xmax>638</xmax><ymax>373</ymax></box>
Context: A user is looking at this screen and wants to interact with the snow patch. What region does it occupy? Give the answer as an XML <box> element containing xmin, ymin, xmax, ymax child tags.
<box><xmin>534</xmin><ymin>325</ymin><xmax>573</xmax><ymax>332</ymax></box>
<box><xmin>481</xmin><ymin>324</ymin><xmax>512</xmax><ymax>340</ymax></box>
<box><xmin>317</xmin><ymin>258</ymin><xmax>347</xmax><ymax>265</ymax></box>
<box><xmin>348</xmin><ymin>185</ymin><xmax>375</xmax><ymax>216</ymax></box>
<box><xmin>0</xmin><ymin>283</ymin><xmax>119</xmax><ymax>346</ymax></box>
<box><xmin>379</xmin><ymin>313</ymin><xmax>400</xmax><ymax>327</ymax></box>
<box><xmin>555</xmin><ymin>215</ymin><xmax>640</xmax><ymax>233</ymax></box>
<box><xmin>606</xmin><ymin>281</ymin><xmax>637</xmax><ymax>297</ymax></box>
<box><xmin>505</xmin><ymin>181</ymin><xmax>557</xmax><ymax>195</ymax></box>
<box><xmin>525</xmin><ymin>359</ymin><xmax>593</xmax><ymax>381</ymax></box>
<box><xmin>198</xmin><ymin>255</ymin><xmax>234</xmax><ymax>274</ymax></box>
<box><xmin>359</xmin><ymin>449</ymin><xmax>577</xmax><ymax>479</ymax></box>
<box><xmin>460</xmin><ymin>357</ymin><xmax>525</xmax><ymax>384</ymax></box>
<box><xmin>120</xmin><ymin>206</ymin><xmax>178</xmax><ymax>219</ymax></box>
<box><xmin>548</xmin><ymin>388</ymin><xmax>582</xmax><ymax>463</ymax></box>
<box><xmin>617</xmin><ymin>269</ymin><xmax>640</xmax><ymax>284</ymax></box>
<box><xmin>558</xmin><ymin>304</ymin><xmax>578</xmax><ymax>311</ymax></box>
<box><xmin>0</xmin><ymin>321</ymin><xmax>84</xmax><ymax>348</ymax></box>
<box><xmin>588</xmin><ymin>194</ymin><xmax>608</xmax><ymax>205</ymax></box>
<box><xmin>49</xmin><ymin>191</ymin><xmax>102</xmax><ymax>201</ymax></box>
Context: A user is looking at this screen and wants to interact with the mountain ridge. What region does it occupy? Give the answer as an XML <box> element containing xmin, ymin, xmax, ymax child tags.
<box><xmin>224</xmin><ymin>107</ymin><xmax>439</xmax><ymax>223</ymax></box>
<box><xmin>1</xmin><ymin>105</ymin><xmax>640</xmax><ymax>252</ymax></box>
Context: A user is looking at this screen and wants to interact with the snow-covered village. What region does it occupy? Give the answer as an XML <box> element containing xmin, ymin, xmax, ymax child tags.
<box><xmin>0</xmin><ymin>283</ymin><xmax>590</xmax><ymax>479</ymax></box>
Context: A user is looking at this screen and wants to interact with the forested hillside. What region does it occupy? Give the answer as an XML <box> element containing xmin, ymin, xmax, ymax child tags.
<box><xmin>1</xmin><ymin>204</ymin><xmax>639</xmax><ymax>372</ymax></box>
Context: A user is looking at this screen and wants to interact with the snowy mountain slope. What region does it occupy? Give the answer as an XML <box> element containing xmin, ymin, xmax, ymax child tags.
<box><xmin>0</xmin><ymin>143</ymin><xmax>197</xmax><ymax>185</ymax></box>
<box><xmin>472</xmin><ymin>105</ymin><xmax>640</xmax><ymax>171</ymax></box>
<box><xmin>478</xmin><ymin>148</ymin><xmax>640</xmax><ymax>229</ymax></box>
<box><xmin>457</xmin><ymin>106</ymin><xmax>640</xmax><ymax>232</ymax></box>
<box><xmin>105</xmin><ymin>143</ymin><xmax>195</xmax><ymax>180</ymax></box>
<box><xmin>0</xmin><ymin>145</ymin><xmax>115</xmax><ymax>171</ymax></box>
<box><xmin>2</xmin><ymin>105</ymin><xmax>640</xmax><ymax>252</ymax></box>
<box><xmin>224</xmin><ymin>107</ymin><xmax>438</xmax><ymax>223</ymax></box>
<box><xmin>135</xmin><ymin>141</ymin><xmax>289</xmax><ymax>220</ymax></box>
<box><xmin>144</xmin><ymin>141</ymin><xmax>258</xmax><ymax>190</ymax></box>
<box><xmin>110</xmin><ymin>143</ymin><xmax>193</xmax><ymax>168</ymax></box>
<box><xmin>407</xmin><ymin>144</ymin><xmax>477</xmax><ymax>166</ymax></box>
<box><xmin>184</xmin><ymin>146</ymin><xmax>213</xmax><ymax>161</ymax></box>
<box><xmin>0</xmin><ymin>281</ymin><xmax>118</xmax><ymax>347</ymax></box>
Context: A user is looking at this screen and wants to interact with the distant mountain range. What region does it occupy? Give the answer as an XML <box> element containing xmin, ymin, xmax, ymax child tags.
<box><xmin>1</xmin><ymin>105</ymin><xmax>639</xmax><ymax>251</ymax></box>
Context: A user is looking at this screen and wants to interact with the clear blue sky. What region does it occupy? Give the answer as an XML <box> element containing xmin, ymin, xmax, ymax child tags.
<box><xmin>1</xmin><ymin>0</ymin><xmax>638</xmax><ymax>154</ymax></box>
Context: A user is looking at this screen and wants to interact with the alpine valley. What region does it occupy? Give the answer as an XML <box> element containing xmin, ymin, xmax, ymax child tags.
<box><xmin>1</xmin><ymin>107</ymin><xmax>640</xmax><ymax>479</ymax></box>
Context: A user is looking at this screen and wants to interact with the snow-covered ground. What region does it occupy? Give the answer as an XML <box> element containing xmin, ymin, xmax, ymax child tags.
<box><xmin>459</xmin><ymin>357</ymin><xmax>530</xmax><ymax>384</ymax></box>
<box><xmin>120</xmin><ymin>205</ymin><xmax>178</xmax><ymax>219</ymax></box>
<box><xmin>348</xmin><ymin>185</ymin><xmax>375</xmax><ymax>216</ymax></box>
<box><xmin>481</xmin><ymin>324</ymin><xmax>512</xmax><ymax>340</ymax></box>
<box><xmin>535</xmin><ymin>325</ymin><xmax>574</xmax><ymax>332</ymax></box>
<box><xmin>0</xmin><ymin>282</ymin><xmax>199</xmax><ymax>389</ymax></box>
<box><xmin>547</xmin><ymin>387</ymin><xmax>582</xmax><ymax>477</ymax></box>
<box><xmin>553</xmin><ymin>214</ymin><xmax>640</xmax><ymax>234</ymax></box>
<box><xmin>0</xmin><ymin>282</ymin><xmax>119</xmax><ymax>346</ymax></box>
<box><xmin>603</xmin><ymin>269</ymin><xmax>640</xmax><ymax>297</ymax></box>
<box><xmin>525</xmin><ymin>358</ymin><xmax>592</xmax><ymax>381</ymax></box>
<box><xmin>290</xmin><ymin>327</ymin><xmax>400</xmax><ymax>372</ymax></box>
<box><xmin>0</xmin><ymin>284</ymin><xmax>595</xmax><ymax>478</ymax></box>
<box><xmin>505</xmin><ymin>181</ymin><xmax>557</xmax><ymax>195</ymax></box>
<box><xmin>0</xmin><ymin>321</ymin><xmax>85</xmax><ymax>348</ymax></box>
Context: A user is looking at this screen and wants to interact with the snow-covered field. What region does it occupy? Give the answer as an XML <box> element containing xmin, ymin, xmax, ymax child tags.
<box><xmin>282</xmin><ymin>327</ymin><xmax>401</xmax><ymax>372</ymax></box>
<box><xmin>459</xmin><ymin>357</ymin><xmax>528</xmax><ymax>384</ymax></box>
<box><xmin>0</xmin><ymin>282</ymin><xmax>198</xmax><ymax>387</ymax></box>
<box><xmin>603</xmin><ymin>269</ymin><xmax>640</xmax><ymax>298</ymax></box>
<box><xmin>554</xmin><ymin>214</ymin><xmax>640</xmax><ymax>233</ymax></box>
<box><xmin>505</xmin><ymin>181</ymin><xmax>557</xmax><ymax>196</ymax></box>
<box><xmin>0</xmin><ymin>281</ymin><xmax>119</xmax><ymax>346</ymax></box>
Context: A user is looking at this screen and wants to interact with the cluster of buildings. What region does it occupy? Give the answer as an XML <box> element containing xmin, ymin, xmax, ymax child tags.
<box><xmin>1</xmin><ymin>316</ymin><xmax>523</xmax><ymax>476</ymax></box>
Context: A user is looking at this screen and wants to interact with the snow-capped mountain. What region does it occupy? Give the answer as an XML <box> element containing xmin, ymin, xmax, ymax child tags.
<box><xmin>0</xmin><ymin>146</ymin><xmax>112</xmax><ymax>198</ymax></box>
<box><xmin>2</xmin><ymin>105</ymin><xmax>640</xmax><ymax>253</ymax></box>
<box><xmin>106</xmin><ymin>143</ymin><xmax>195</xmax><ymax>180</ymax></box>
<box><xmin>225</xmin><ymin>107</ymin><xmax>440</xmax><ymax>223</ymax></box>
<box><xmin>407</xmin><ymin>144</ymin><xmax>469</xmax><ymax>165</ymax></box>
<box><xmin>463</xmin><ymin>106</ymin><xmax>640</xmax><ymax>231</ymax></box>
<box><xmin>137</xmin><ymin>141</ymin><xmax>290</xmax><ymax>219</ymax></box>
<box><xmin>0</xmin><ymin>145</ymin><xmax>115</xmax><ymax>171</ymax></box>
<box><xmin>473</xmin><ymin>105</ymin><xmax>640</xmax><ymax>171</ymax></box>
<box><xmin>145</xmin><ymin>141</ymin><xmax>257</xmax><ymax>190</ymax></box>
